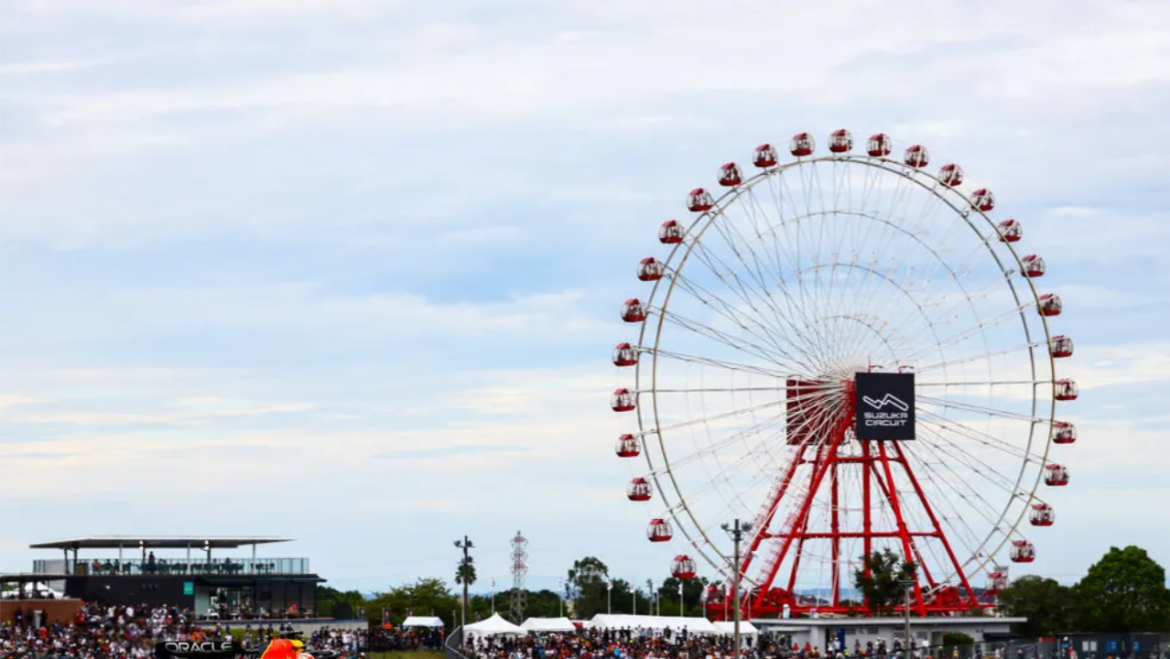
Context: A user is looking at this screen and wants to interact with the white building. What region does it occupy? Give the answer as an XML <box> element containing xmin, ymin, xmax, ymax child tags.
<box><xmin>752</xmin><ymin>616</ymin><xmax>1026</xmax><ymax>652</ymax></box>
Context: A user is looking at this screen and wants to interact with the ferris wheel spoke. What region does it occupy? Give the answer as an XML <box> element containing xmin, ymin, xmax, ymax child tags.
<box><xmin>917</xmin><ymin>410</ymin><xmax>1047</xmax><ymax>466</ymax></box>
<box><xmin>650</xmin><ymin>408</ymin><xmax>791</xmax><ymax>473</ymax></box>
<box><xmin>916</xmin><ymin>379</ymin><xmax>1047</xmax><ymax>387</ymax></box>
<box><xmin>903</xmin><ymin>434</ymin><xmax>1024</xmax><ymax>567</ymax></box>
<box><xmin>643</xmin><ymin>387</ymin><xmax>787</xmax><ymax>394</ymax></box>
<box><xmin>895</xmin><ymin>439</ymin><xmax>1011</xmax><ymax>571</ymax></box>
<box><xmin>670</xmin><ymin>270</ymin><xmax>822</xmax><ymax>373</ymax></box>
<box><xmin>651</xmin><ymin>397</ymin><xmax>790</xmax><ymax>435</ymax></box>
<box><xmin>915</xmin><ymin>341</ymin><xmax>1043</xmax><ymax>374</ymax></box>
<box><xmin>682</xmin><ymin>234</ymin><xmax>827</xmax><ymax>371</ymax></box>
<box><xmin>900</xmin><ymin>303</ymin><xmax>1036</xmax><ymax>365</ymax></box>
<box><xmin>701</xmin><ymin>208</ymin><xmax>838</xmax><ymax>370</ymax></box>
<box><xmin>659</xmin><ymin>308</ymin><xmax>792</xmax><ymax>368</ymax></box>
<box><xmin>917</xmin><ymin>425</ymin><xmax>1035</xmax><ymax>498</ymax></box>
<box><xmin>918</xmin><ymin>395</ymin><xmax>1046</xmax><ymax>423</ymax></box>
<box><xmin>650</xmin><ymin>348</ymin><xmax>790</xmax><ymax>379</ymax></box>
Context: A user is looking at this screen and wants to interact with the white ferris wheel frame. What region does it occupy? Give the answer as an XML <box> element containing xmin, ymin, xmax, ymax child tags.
<box><xmin>627</xmin><ymin>151</ymin><xmax>1063</xmax><ymax>589</ymax></box>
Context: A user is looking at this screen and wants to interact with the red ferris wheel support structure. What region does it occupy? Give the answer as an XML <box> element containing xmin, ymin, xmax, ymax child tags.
<box><xmin>707</xmin><ymin>378</ymin><xmax>983</xmax><ymax>618</ymax></box>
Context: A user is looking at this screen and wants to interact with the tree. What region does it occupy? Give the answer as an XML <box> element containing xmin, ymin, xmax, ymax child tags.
<box><xmin>1074</xmin><ymin>545</ymin><xmax>1170</xmax><ymax>632</ymax></box>
<box><xmin>656</xmin><ymin>576</ymin><xmax>712</xmax><ymax>617</ymax></box>
<box><xmin>995</xmin><ymin>575</ymin><xmax>1077</xmax><ymax>637</ymax></box>
<box><xmin>853</xmin><ymin>549</ymin><xmax>917</xmax><ymax>614</ymax></box>
<box><xmin>567</xmin><ymin>556</ymin><xmax>611</xmax><ymax>618</ymax></box>
<box><xmin>367</xmin><ymin>578</ymin><xmax>458</xmax><ymax>626</ymax></box>
<box><xmin>942</xmin><ymin>633</ymin><xmax>974</xmax><ymax>647</ymax></box>
<box><xmin>455</xmin><ymin>560</ymin><xmax>478</xmax><ymax>589</ymax></box>
<box><xmin>316</xmin><ymin>586</ymin><xmax>366</xmax><ymax>619</ymax></box>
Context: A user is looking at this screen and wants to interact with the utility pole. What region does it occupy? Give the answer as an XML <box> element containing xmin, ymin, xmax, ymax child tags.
<box><xmin>678</xmin><ymin>581</ymin><xmax>684</xmax><ymax>618</ymax></box>
<box><xmin>454</xmin><ymin>536</ymin><xmax>474</xmax><ymax>646</ymax></box>
<box><xmin>607</xmin><ymin>580</ymin><xmax>612</xmax><ymax>615</ymax></box>
<box><xmin>722</xmin><ymin>519</ymin><xmax>753</xmax><ymax>659</ymax></box>
<box><xmin>647</xmin><ymin>580</ymin><xmax>655</xmax><ymax>616</ymax></box>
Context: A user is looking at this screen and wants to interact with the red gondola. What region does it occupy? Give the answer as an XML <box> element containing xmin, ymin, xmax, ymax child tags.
<box><xmin>867</xmin><ymin>133</ymin><xmax>892</xmax><ymax>157</ymax></box>
<box><xmin>638</xmin><ymin>257</ymin><xmax>665</xmax><ymax>282</ymax></box>
<box><xmin>939</xmin><ymin>163</ymin><xmax>964</xmax><ymax>187</ymax></box>
<box><xmin>647</xmin><ymin>518</ymin><xmax>673</xmax><ymax>542</ymax></box>
<box><xmin>612</xmin><ymin>342</ymin><xmax>638</xmax><ymax>367</ymax></box>
<box><xmin>904</xmin><ymin>144</ymin><xmax>929</xmax><ymax>168</ymax></box>
<box><xmin>611</xmin><ymin>388</ymin><xmax>636</xmax><ymax>412</ymax></box>
<box><xmin>828</xmin><ymin>129</ymin><xmax>853</xmax><ymax>154</ymax></box>
<box><xmin>718</xmin><ymin>163</ymin><xmax>743</xmax><ymax>187</ymax></box>
<box><xmin>627</xmin><ymin>477</ymin><xmax>652</xmax><ymax>502</ymax></box>
<box><xmin>1050</xmin><ymin>335</ymin><xmax>1073</xmax><ymax>358</ymax></box>
<box><xmin>1052</xmin><ymin>421</ymin><xmax>1077</xmax><ymax>445</ymax></box>
<box><xmin>1021</xmin><ymin>254</ymin><xmax>1046</xmax><ymax>278</ymax></box>
<box><xmin>971</xmin><ymin>188</ymin><xmax>996</xmax><ymax>212</ymax></box>
<box><xmin>622</xmin><ymin>298</ymin><xmax>647</xmax><ymax>322</ymax></box>
<box><xmin>987</xmin><ymin>570</ymin><xmax>1009</xmax><ymax>591</ymax></box>
<box><xmin>1010</xmin><ymin>540</ymin><xmax>1035</xmax><ymax>563</ymax></box>
<box><xmin>753</xmin><ymin>143</ymin><xmax>779</xmax><ymax>168</ymax></box>
<box><xmin>997</xmin><ymin>219</ymin><xmax>1022</xmax><ymax>243</ymax></box>
<box><xmin>1038</xmin><ymin>293</ymin><xmax>1062</xmax><ymax>317</ymax></box>
<box><xmin>789</xmin><ymin>133</ymin><xmax>815</xmax><ymax>157</ymax></box>
<box><xmin>1055</xmin><ymin>379</ymin><xmax>1078</xmax><ymax>401</ymax></box>
<box><xmin>1029</xmin><ymin>503</ymin><xmax>1054</xmax><ymax>527</ymax></box>
<box><xmin>671</xmin><ymin>554</ymin><xmax>697</xmax><ymax>580</ymax></box>
<box><xmin>659</xmin><ymin>220</ymin><xmax>685</xmax><ymax>244</ymax></box>
<box><xmin>1044</xmin><ymin>463</ymin><xmax>1069</xmax><ymax>486</ymax></box>
<box><xmin>687</xmin><ymin>188</ymin><xmax>714</xmax><ymax>212</ymax></box>
<box><xmin>615</xmin><ymin>433</ymin><xmax>641</xmax><ymax>458</ymax></box>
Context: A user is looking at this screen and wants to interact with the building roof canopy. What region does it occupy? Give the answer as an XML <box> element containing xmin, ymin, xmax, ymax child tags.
<box><xmin>30</xmin><ymin>536</ymin><xmax>291</xmax><ymax>550</ymax></box>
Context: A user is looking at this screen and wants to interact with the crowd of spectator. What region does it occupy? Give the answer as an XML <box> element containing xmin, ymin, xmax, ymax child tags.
<box><xmin>0</xmin><ymin>603</ymin><xmax>368</xmax><ymax>659</ymax></box>
<box><xmin>466</xmin><ymin>628</ymin><xmax>781</xmax><ymax>659</ymax></box>
<box><xmin>464</xmin><ymin>629</ymin><xmax>983</xmax><ymax>659</ymax></box>
<box><xmin>368</xmin><ymin>626</ymin><xmax>445</xmax><ymax>652</ymax></box>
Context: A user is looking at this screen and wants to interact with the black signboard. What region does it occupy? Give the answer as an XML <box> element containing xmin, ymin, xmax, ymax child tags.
<box><xmin>155</xmin><ymin>641</ymin><xmax>258</xmax><ymax>659</ymax></box>
<box><xmin>854</xmin><ymin>372</ymin><xmax>916</xmax><ymax>440</ymax></box>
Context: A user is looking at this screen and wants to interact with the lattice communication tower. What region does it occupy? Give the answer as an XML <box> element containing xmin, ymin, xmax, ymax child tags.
<box><xmin>509</xmin><ymin>531</ymin><xmax>528</xmax><ymax>622</ymax></box>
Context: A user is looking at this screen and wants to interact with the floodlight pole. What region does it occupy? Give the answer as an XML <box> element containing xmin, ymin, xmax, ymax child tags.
<box><xmin>455</xmin><ymin>536</ymin><xmax>474</xmax><ymax>647</ymax></box>
<box><xmin>901</xmin><ymin>580</ymin><xmax>914</xmax><ymax>659</ymax></box>
<box><xmin>723</xmin><ymin>519</ymin><xmax>753</xmax><ymax>659</ymax></box>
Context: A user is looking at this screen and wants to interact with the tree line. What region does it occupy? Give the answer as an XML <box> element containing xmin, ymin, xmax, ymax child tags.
<box><xmin>317</xmin><ymin>544</ymin><xmax>1170</xmax><ymax>633</ymax></box>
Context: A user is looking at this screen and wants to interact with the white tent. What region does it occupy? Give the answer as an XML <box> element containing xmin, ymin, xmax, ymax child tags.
<box><xmin>520</xmin><ymin>617</ymin><xmax>577</xmax><ymax>633</ymax></box>
<box><xmin>465</xmin><ymin>613</ymin><xmax>529</xmax><ymax>637</ymax></box>
<box><xmin>0</xmin><ymin>582</ymin><xmax>67</xmax><ymax>600</ymax></box>
<box><xmin>401</xmin><ymin>616</ymin><xmax>445</xmax><ymax>628</ymax></box>
<box><xmin>713</xmin><ymin>621</ymin><xmax>759</xmax><ymax>636</ymax></box>
<box><xmin>586</xmin><ymin>614</ymin><xmax>718</xmax><ymax>634</ymax></box>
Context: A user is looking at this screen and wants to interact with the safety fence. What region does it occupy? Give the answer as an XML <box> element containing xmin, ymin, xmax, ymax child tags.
<box><xmin>930</xmin><ymin>633</ymin><xmax>1165</xmax><ymax>659</ymax></box>
<box><xmin>446</xmin><ymin>626</ymin><xmax>472</xmax><ymax>659</ymax></box>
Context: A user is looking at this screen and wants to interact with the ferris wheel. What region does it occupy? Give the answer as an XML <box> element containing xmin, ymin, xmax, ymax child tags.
<box><xmin>609</xmin><ymin>130</ymin><xmax>1077</xmax><ymax>616</ymax></box>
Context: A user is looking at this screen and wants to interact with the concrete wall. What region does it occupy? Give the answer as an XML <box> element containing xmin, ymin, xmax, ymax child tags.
<box><xmin>194</xmin><ymin>618</ymin><xmax>367</xmax><ymax>635</ymax></box>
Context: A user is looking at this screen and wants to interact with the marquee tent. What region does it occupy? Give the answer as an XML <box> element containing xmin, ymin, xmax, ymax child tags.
<box><xmin>464</xmin><ymin>613</ymin><xmax>528</xmax><ymax>637</ymax></box>
<box><xmin>401</xmin><ymin>616</ymin><xmax>445</xmax><ymax>628</ymax></box>
<box><xmin>586</xmin><ymin>614</ymin><xmax>718</xmax><ymax>634</ymax></box>
<box><xmin>713</xmin><ymin>621</ymin><xmax>759</xmax><ymax>636</ymax></box>
<box><xmin>520</xmin><ymin>617</ymin><xmax>577</xmax><ymax>633</ymax></box>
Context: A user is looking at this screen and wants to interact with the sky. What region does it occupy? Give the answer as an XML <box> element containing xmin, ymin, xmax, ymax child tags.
<box><xmin>2</xmin><ymin>0</ymin><xmax>1170</xmax><ymax>596</ymax></box>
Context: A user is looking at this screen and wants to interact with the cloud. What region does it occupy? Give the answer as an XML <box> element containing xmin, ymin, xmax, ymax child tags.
<box><xmin>2</xmin><ymin>0</ymin><xmax>1169</xmax><ymax>589</ymax></box>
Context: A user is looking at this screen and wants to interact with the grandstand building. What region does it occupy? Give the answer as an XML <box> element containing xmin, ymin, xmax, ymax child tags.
<box><xmin>4</xmin><ymin>536</ymin><xmax>324</xmax><ymax>617</ymax></box>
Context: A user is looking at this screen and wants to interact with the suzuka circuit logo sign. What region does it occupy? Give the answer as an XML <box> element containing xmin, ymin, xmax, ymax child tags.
<box><xmin>855</xmin><ymin>372</ymin><xmax>916</xmax><ymax>440</ymax></box>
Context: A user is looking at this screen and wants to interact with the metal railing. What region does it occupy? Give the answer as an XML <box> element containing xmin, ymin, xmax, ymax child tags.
<box><xmin>33</xmin><ymin>557</ymin><xmax>310</xmax><ymax>576</ymax></box>
<box><xmin>446</xmin><ymin>626</ymin><xmax>473</xmax><ymax>659</ymax></box>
